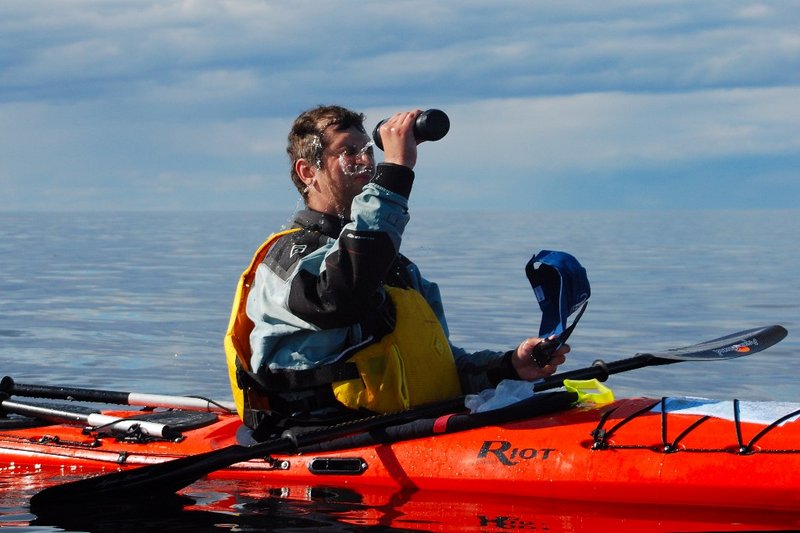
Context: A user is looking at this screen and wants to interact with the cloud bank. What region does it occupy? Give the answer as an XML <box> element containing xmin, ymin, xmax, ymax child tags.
<box><xmin>1</xmin><ymin>1</ymin><xmax>798</xmax><ymax>210</ymax></box>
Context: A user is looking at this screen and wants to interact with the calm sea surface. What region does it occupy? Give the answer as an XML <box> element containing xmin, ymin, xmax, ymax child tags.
<box><xmin>1</xmin><ymin>210</ymin><xmax>798</xmax><ymax>531</ymax></box>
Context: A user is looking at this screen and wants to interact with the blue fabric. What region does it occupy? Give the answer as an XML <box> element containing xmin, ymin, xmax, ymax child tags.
<box><xmin>525</xmin><ymin>250</ymin><xmax>591</xmax><ymax>338</ymax></box>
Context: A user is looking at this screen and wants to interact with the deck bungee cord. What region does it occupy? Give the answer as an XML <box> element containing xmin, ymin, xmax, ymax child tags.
<box><xmin>589</xmin><ymin>396</ymin><xmax>800</xmax><ymax>454</ymax></box>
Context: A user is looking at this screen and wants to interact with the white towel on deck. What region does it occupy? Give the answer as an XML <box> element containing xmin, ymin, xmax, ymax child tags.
<box><xmin>465</xmin><ymin>380</ymin><xmax>535</xmax><ymax>413</ymax></box>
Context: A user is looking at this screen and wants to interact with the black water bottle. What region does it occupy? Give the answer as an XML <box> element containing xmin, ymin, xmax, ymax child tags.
<box><xmin>372</xmin><ymin>109</ymin><xmax>450</xmax><ymax>150</ymax></box>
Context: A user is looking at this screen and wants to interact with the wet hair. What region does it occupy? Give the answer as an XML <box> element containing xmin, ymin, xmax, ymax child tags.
<box><xmin>287</xmin><ymin>105</ymin><xmax>367</xmax><ymax>201</ymax></box>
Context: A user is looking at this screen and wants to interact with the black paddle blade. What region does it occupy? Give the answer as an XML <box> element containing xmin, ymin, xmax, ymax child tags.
<box><xmin>534</xmin><ymin>325</ymin><xmax>788</xmax><ymax>392</ymax></box>
<box><xmin>30</xmin><ymin>439</ymin><xmax>285</xmax><ymax>509</ymax></box>
<box><xmin>644</xmin><ymin>325</ymin><xmax>788</xmax><ymax>361</ymax></box>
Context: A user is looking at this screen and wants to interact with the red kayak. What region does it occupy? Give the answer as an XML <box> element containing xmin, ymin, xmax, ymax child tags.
<box><xmin>2</xmin><ymin>392</ymin><xmax>799</xmax><ymax>514</ymax></box>
<box><xmin>2</xmin><ymin>325</ymin><xmax>798</xmax><ymax>531</ymax></box>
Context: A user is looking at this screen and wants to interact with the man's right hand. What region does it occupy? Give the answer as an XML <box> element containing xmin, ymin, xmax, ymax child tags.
<box><xmin>379</xmin><ymin>110</ymin><xmax>421</xmax><ymax>170</ymax></box>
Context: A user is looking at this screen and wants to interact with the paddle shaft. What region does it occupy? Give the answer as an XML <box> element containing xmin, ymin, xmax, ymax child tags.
<box><xmin>30</xmin><ymin>396</ymin><xmax>466</xmax><ymax>506</ymax></box>
<box><xmin>533</xmin><ymin>354</ymin><xmax>668</xmax><ymax>392</ymax></box>
<box><xmin>0</xmin><ymin>395</ymin><xmax>180</xmax><ymax>439</ymax></box>
<box><xmin>0</xmin><ymin>376</ymin><xmax>236</xmax><ymax>414</ymax></box>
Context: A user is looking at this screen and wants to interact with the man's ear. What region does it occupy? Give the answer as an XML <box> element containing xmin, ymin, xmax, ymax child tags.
<box><xmin>296</xmin><ymin>159</ymin><xmax>317</xmax><ymax>190</ymax></box>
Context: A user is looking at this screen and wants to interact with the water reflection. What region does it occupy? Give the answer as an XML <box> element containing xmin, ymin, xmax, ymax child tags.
<box><xmin>25</xmin><ymin>481</ymin><xmax>800</xmax><ymax>532</ymax></box>
<box><xmin>28</xmin><ymin>484</ymin><xmax>427</xmax><ymax>532</ymax></box>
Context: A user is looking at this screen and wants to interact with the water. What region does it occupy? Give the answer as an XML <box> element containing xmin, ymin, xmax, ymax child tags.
<box><xmin>1</xmin><ymin>209</ymin><xmax>798</xmax><ymax>531</ymax></box>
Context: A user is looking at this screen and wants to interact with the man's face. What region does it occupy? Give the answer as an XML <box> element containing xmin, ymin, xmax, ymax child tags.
<box><xmin>309</xmin><ymin>126</ymin><xmax>375</xmax><ymax>217</ymax></box>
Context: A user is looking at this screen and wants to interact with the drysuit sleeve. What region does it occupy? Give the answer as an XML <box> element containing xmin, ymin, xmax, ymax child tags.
<box><xmin>247</xmin><ymin>164</ymin><xmax>414</xmax><ymax>371</ymax></box>
<box><xmin>288</xmin><ymin>164</ymin><xmax>414</xmax><ymax>329</ymax></box>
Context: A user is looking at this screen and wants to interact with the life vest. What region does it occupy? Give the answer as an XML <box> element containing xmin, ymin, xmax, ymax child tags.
<box><xmin>224</xmin><ymin>228</ymin><xmax>300</xmax><ymax>421</ymax></box>
<box><xmin>224</xmin><ymin>231</ymin><xmax>463</xmax><ymax>422</ymax></box>
<box><xmin>331</xmin><ymin>285</ymin><xmax>462</xmax><ymax>413</ymax></box>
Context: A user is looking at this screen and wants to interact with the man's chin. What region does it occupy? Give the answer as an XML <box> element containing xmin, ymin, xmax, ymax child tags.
<box><xmin>353</xmin><ymin>173</ymin><xmax>374</xmax><ymax>185</ymax></box>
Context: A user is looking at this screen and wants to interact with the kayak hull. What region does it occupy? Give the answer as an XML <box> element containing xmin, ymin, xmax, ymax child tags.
<box><xmin>2</xmin><ymin>396</ymin><xmax>800</xmax><ymax>513</ymax></box>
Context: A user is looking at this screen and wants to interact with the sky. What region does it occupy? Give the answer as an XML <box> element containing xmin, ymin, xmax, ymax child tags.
<box><xmin>1</xmin><ymin>0</ymin><xmax>798</xmax><ymax>212</ymax></box>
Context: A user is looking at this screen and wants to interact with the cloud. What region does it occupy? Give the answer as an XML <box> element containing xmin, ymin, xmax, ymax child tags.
<box><xmin>5</xmin><ymin>1</ymin><xmax>798</xmax><ymax>104</ymax></box>
<box><xmin>434</xmin><ymin>87</ymin><xmax>800</xmax><ymax>169</ymax></box>
<box><xmin>416</xmin><ymin>87</ymin><xmax>800</xmax><ymax>208</ymax></box>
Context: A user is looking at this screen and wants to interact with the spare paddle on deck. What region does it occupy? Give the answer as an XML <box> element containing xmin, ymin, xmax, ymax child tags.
<box><xmin>0</xmin><ymin>377</ymin><xmax>235</xmax><ymax>414</ymax></box>
<box><xmin>30</xmin><ymin>325</ymin><xmax>787</xmax><ymax>508</ymax></box>
<box><xmin>0</xmin><ymin>394</ymin><xmax>183</xmax><ymax>439</ymax></box>
<box><xmin>534</xmin><ymin>325</ymin><xmax>787</xmax><ymax>392</ymax></box>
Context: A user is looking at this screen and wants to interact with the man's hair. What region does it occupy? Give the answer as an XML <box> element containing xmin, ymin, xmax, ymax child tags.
<box><xmin>287</xmin><ymin>105</ymin><xmax>367</xmax><ymax>201</ymax></box>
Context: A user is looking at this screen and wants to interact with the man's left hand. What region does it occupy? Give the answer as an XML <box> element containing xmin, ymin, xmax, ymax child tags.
<box><xmin>511</xmin><ymin>337</ymin><xmax>569</xmax><ymax>381</ymax></box>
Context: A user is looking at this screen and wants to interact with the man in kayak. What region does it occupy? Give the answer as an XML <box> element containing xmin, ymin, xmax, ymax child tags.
<box><xmin>227</xmin><ymin>105</ymin><xmax>569</xmax><ymax>434</ymax></box>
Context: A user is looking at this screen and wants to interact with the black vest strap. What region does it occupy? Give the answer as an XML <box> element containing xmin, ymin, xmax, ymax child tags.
<box><xmin>237</xmin><ymin>361</ymin><xmax>360</xmax><ymax>393</ymax></box>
